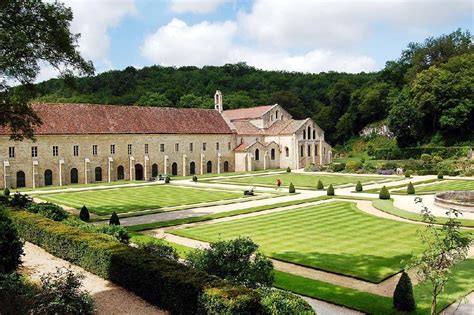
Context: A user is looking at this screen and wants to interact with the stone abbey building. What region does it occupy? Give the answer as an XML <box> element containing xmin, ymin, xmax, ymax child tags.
<box><xmin>0</xmin><ymin>91</ymin><xmax>331</xmax><ymax>188</ymax></box>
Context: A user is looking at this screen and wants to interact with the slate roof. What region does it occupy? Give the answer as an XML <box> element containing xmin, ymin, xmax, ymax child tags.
<box><xmin>232</xmin><ymin>118</ymin><xmax>309</xmax><ymax>136</ymax></box>
<box><xmin>0</xmin><ymin>103</ymin><xmax>234</xmax><ymax>135</ymax></box>
<box><xmin>223</xmin><ymin>105</ymin><xmax>275</xmax><ymax>120</ymax></box>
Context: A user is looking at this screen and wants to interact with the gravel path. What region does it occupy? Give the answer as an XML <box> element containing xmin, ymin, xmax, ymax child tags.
<box><xmin>21</xmin><ymin>242</ymin><xmax>165</xmax><ymax>315</ymax></box>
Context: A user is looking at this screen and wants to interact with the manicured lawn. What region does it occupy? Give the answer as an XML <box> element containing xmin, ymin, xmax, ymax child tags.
<box><xmin>172</xmin><ymin>201</ymin><xmax>426</xmax><ymax>283</ymax></box>
<box><xmin>207</xmin><ymin>172</ymin><xmax>396</xmax><ymax>189</ymax></box>
<box><xmin>392</xmin><ymin>179</ymin><xmax>474</xmax><ymax>195</ymax></box>
<box><xmin>36</xmin><ymin>185</ymin><xmax>243</xmax><ymax>215</ymax></box>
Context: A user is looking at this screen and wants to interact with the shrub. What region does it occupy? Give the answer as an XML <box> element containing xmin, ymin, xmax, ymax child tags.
<box><xmin>317</xmin><ymin>179</ymin><xmax>324</xmax><ymax>190</ymax></box>
<box><xmin>199</xmin><ymin>286</ymin><xmax>262</xmax><ymax>314</ymax></box>
<box><xmin>34</xmin><ymin>267</ymin><xmax>94</xmax><ymax>315</ymax></box>
<box><xmin>79</xmin><ymin>205</ymin><xmax>90</xmax><ymax>222</ymax></box>
<box><xmin>27</xmin><ymin>203</ymin><xmax>69</xmax><ymax>221</ymax></box>
<box><xmin>327</xmin><ymin>184</ymin><xmax>335</xmax><ymax>196</ymax></box>
<box><xmin>431</xmin><ymin>155</ymin><xmax>443</xmax><ymax>164</ymax></box>
<box><xmin>286</xmin><ymin>167</ymin><xmax>291</xmax><ymax>173</ymax></box>
<box><xmin>393</xmin><ymin>271</ymin><xmax>416</xmax><ymax>312</ymax></box>
<box><xmin>0</xmin><ymin>195</ymin><xmax>9</xmax><ymax>206</ymax></box>
<box><xmin>405</xmin><ymin>170</ymin><xmax>412</xmax><ymax>178</ymax></box>
<box><xmin>355</xmin><ymin>181</ymin><xmax>363</xmax><ymax>192</ymax></box>
<box><xmin>258</xmin><ymin>287</ymin><xmax>315</xmax><ymax>315</ymax></box>
<box><xmin>330</xmin><ymin>163</ymin><xmax>345</xmax><ymax>172</ymax></box>
<box><xmin>165</xmin><ymin>175</ymin><xmax>171</xmax><ymax>183</ymax></box>
<box><xmin>407</xmin><ymin>182</ymin><xmax>415</xmax><ymax>195</ymax></box>
<box><xmin>379</xmin><ymin>186</ymin><xmax>390</xmax><ymax>199</ymax></box>
<box><xmin>420</xmin><ymin>153</ymin><xmax>432</xmax><ymax>164</ymax></box>
<box><xmin>192</xmin><ymin>175</ymin><xmax>198</xmax><ymax>182</ymax></box>
<box><xmin>109</xmin><ymin>212</ymin><xmax>120</xmax><ymax>225</ymax></box>
<box><xmin>137</xmin><ymin>241</ymin><xmax>178</xmax><ymax>261</ymax></box>
<box><xmin>3</xmin><ymin>188</ymin><xmax>10</xmax><ymax>197</ymax></box>
<box><xmin>95</xmin><ymin>225</ymin><xmax>130</xmax><ymax>244</ymax></box>
<box><xmin>0</xmin><ymin>272</ymin><xmax>37</xmax><ymax>314</ymax></box>
<box><xmin>289</xmin><ymin>183</ymin><xmax>295</xmax><ymax>193</ymax></box>
<box><xmin>185</xmin><ymin>237</ymin><xmax>274</xmax><ymax>288</ymax></box>
<box><xmin>345</xmin><ymin>160</ymin><xmax>362</xmax><ymax>173</ymax></box>
<box><xmin>0</xmin><ymin>208</ymin><xmax>23</xmax><ymax>274</ymax></box>
<box><xmin>437</xmin><ymin>171</ymin><xmax>444</xmax><ymax>179</ymax></box>
<box><xmin>10</xmin><ymin>193</ymin><xmax>32</xmax><ymax>209</ymax></box>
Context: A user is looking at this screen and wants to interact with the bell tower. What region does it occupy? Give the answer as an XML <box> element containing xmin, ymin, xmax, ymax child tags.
<box><xmin>214</xmin><ymin>90</ymin><xmax>223</xmax><ymax>113</ymax></box>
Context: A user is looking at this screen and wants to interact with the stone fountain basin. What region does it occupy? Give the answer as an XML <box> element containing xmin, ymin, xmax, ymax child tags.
<box><xmin>435</xmin><ymin>191</ymin><xmax>474</xmax><ymax>212</ymax></box>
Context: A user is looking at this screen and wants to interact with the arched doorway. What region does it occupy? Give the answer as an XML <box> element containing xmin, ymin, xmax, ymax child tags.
<box><xmin>206</xmin><ymin>161</ymin><xmax>212</xmax><ymax>173</ymax></box>
<box><xmin>16</xmin><ymin>171</ymin><xmax>26</xmax><ymax>188</ymax></box>
<box><xmin>44</xmin><ymin>169</ymin><xmax>53</xmax><ymax>186</ymax></box>
<box><xmin>95</xmin><ymin>167</ymin><xmax>102</xmax><ymax>182</ymax></box>
<box><xmin>152</xmin><ymin>163</ymin><xmax>158</xmax><ymax>178</ymax></box>
<box><xmin>223</xmin><ymin>161</ymin><xmax>229</xmax><ymax>172</ymax></box>
<box><xmin>70</xmin><ymin>168</ymin><xmax>78</xmax><ymax>184</ymax></box>
<box><xmin>117</xmin><ymin>165</ymin><xmax>125</xmax><ymax>180</ymax></box>
<box><xmin>171</xmin><ymin>162</ymin><xmax>178</xmax><ymax>176</ymax></box>
<box><xmin>255</xmin><ymin>149</ymin><xmax>260</xmax><ymax>161</ymax></box>
<box><xmin>190</xmin><ymin>161</ymin><xmax>196</xmax><ymax>175</ymax></box>
<box><xmin>271</xmin><ymin>148</ymin><xmax>276</xmax><ymax>160</ymax></box>
<box><xmin>135</xmin><ymin>164</ymin><xmax>144</xmax><ymax>180</ymax></box>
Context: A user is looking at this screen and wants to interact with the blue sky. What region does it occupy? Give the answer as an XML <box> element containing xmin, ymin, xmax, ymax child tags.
<box><xmin>38</xmin><ymin>0</ymin><xmax>473</xmax><ymax>81</ymax></box>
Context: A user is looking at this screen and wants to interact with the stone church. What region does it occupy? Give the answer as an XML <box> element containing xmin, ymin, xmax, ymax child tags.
<box><xmin>0</xmin><ymin>91</ymin><xmax>331</xmax><ymax>188</ymax></box>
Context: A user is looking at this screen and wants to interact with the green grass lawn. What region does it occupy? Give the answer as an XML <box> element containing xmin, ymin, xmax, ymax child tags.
<box><xmin>36</xmin><ymin>185</ymin><xmax>243</xmax><ymax>215</ymax></box>
<box><xmin>207</xmin><ymin>172</ymin><xmax>396</xmax><ymax>189</ymax></box>
<box><xmin>172</xmin><ymin>201</ymin><xmax>426</xmax><ymax>283</ymax></box>
<box><xmin>392</xmin><ymin>179</ymin><xmax>474</xmax><ymax>195</ymax></box>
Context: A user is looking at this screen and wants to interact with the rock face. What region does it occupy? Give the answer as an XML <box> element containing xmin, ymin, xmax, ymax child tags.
<box><xmin>435</xmin><ymin>191</ymin><xmax>474</xmax><ymax>212</ymax></box>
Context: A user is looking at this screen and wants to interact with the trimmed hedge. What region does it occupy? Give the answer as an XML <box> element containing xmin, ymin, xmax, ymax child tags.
<box><xmin>10</xmin><ymin>211</ymin><xmax>259</xmax><ymax>314</ymax></box>
<box><xmin>374</xmin><ymin>146</ymin><xmax>470</xmax><ymax>160</ymax></box>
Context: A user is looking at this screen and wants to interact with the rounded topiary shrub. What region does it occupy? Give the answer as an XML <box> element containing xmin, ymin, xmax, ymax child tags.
<box><xmin>286</xmin><ymin>167</ymin><xmax>291</xmax><ymax>173</ymax></box>
<box><xmin>327</xmin><ymin>184</ymin><xmax>335</xmax><ymax>196</ymax></box>
<box><xmin>407</xmin><ymin>182</ymin><xmax>415</xmax><ymax>195</ymax></box>
<box><xmin>3</xmin><ymin>188</ymin><xmax>10</xmax><ymax>197</ymax></box>
<box><xmin>0</xmin><ymin>207</ymin><xmax>23</xmax><ymax>273</ymax></box>
<box><xmin>317</xmin><ymin>179</ymin><xmax>324</xmax><ymax>190</ymax></box>
<box><xmin>192</xmin><ymin>175</ymin><xmax>198</xmax><ymax>182</ymax></box>
<box><xmin>393</xmin><ymin>271</ymin><xmax>416</xmax><ymax>312</ymax></box>
<box><xmin>437</xmin><ymin>171</ymin><xmax>444</xmax><ymax>179</ymax></box>
<box><xmin>79</xmin><ymin>205</ymin><xmax>90</xmax><ymax>222</ymax></box>
<box><xmin>258</xmin><ymin>287</ymin><xmax>315</xmax><ymax>315</ymax></box>
<box><xmin>289</xmin><ymin>183</ymin><xmax>295</xmax><ymax>193</ymax></box>
<box><xmin>355</xmin><ymin>181</ymin><xmax>363</xmax><ymax>192</ymax></box>
<box><xmin>109</xmin><ymin>212</ymin><xmax>120</xmax><ymax>225</ymax></box>
<box><xmin>379</xmin><ymin>186</ymin><xmax>390</xmax><ymax>200</ymax></box>
<box><xmin>405</xmin><ymin>171</ymin><xmax>412</xmax><ymax>178</ymax></box>
<box><xmin>165</xmin><ymin>175</ymin><xmax>171</xmax><ymax>184</ymax></box>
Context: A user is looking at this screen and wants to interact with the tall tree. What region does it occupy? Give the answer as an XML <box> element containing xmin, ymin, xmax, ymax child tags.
<box><xmin>1</xmin><ymin>0</ymin><xmax>94</xmax><ymax>140</ymax></box>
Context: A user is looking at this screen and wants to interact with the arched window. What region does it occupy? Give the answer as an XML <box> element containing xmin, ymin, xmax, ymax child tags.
<box><xmin>255</xmin><ymin>149</ymin><xmax>260</xmax><ymax>161</ymax></box>
<box><xmin>95</xmin><ymin>167</ymin><xmax>102</xmax><ymax>182</ymax></box>
<box><xmin>300</xmin><ymin>145</ymin><xmax>304</xmax><ymax>157</ymax></box>
<box><xmin>70</xmin><ymin>168</ymin><xmax>78</xmax><ymax>184</ymax></box>
<box><xmin>285</xmin><ymin>147</ymin><xmax>289</xmax><ymax>157</ymax></box>
<box><xmin>313</xmin><ymin>130</ymin><xmax>316</xmax><ymax>139</ymax></box>
<box><xmin>16</xmin><ymin>171</ymin><xmax>26</xmax><ymax>188</ymax></box>
<box><xmin>206</xmin><ymin>161</ymin><xmax>212</xmax><ymax>173</ymax></box>
<box><xmin>190</xmin><ymin>161</ymin><xmax>196</xmax><ymax>175</ymax></box>
<box><xmin>44</xmin><ymin>169</ymin><xmax>53</xmax><ymax>186</ymax></box>
<box><xmin>117</xmin><ymin>165</ymin><xmax>124</xmax><ymax>180</ymax></box>
<box><xmin>152</xmin><ymin>163</ymin><xmax>159</xmax><ymax>178</ymax></box>
<box><xmin>223</xmin><ymin>161</ymin><xmax>229</xmax><ymax>172</ymax></box>
<box><xmin>275</xmin><ymin>110</ymin><xmax>279</xmax><ymax>119</ymax></box>
<box><xmin>308</xmin><ymin>126</ymin><xmax>311</xmax><ymax>139</ymax></box>
<box><xmin>303</xmin><ymin>130</ymin><xmax>306</xmax><ymax>139</ymax></box>
<box><xmin>172</xmin><ymin>162</ymin><xmax>178</xmax><ymax>176</ymax></box>
<box><xmin>308</xmin><ymin>145</ymin><xmax>311</xmax><ymax>156</ymax></box>
<box><xmin>315</xmin><ymin>144</ymin><xmax>319</xmax><ymax>156</ymax></box>
<box><xmin>271</xmin><ymin>148</ymin><xmax>276</xmax><ymax>160</ymax></box>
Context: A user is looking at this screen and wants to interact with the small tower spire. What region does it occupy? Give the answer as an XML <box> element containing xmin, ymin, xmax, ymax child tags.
<box><xmin>214</xmin><ymin>90</ymin><xmax>223</xmax><ymax>113</ymax></box>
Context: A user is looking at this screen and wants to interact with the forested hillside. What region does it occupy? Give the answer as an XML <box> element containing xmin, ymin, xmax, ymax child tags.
<box><xmin>34</xmin><ymin>30</ymin><xmax>473</xmax><ymax>147</ymax></box>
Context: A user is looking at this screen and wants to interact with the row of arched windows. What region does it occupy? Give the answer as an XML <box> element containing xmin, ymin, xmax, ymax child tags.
<box><xmin>300</xmin><ymin>144</ymin><xmax>319</xmax><ymax>157</ymax></box>
<box><xmin>254</xmin><ymin>148</ymin><xmax>277</xmax><ymax>161</ymax></box>
<box><xmin>302</xmin><ymin>126</ymin><xmax>317</xmax><ymax>140</ymax></box>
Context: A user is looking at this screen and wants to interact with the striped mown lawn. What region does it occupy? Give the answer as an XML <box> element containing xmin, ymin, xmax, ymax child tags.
<box><xmin>392</xmin><ymin>179</ymin><xmax>474</xmax><ymax>194</ymax></box>
<box><xmin>172</xmin><ymin>201</ymin><xmax>425</xmax><ymax>283</ymax></box>
<box><xmin>207</xmin><ymin>173</ymin><xmax>395</xmax><ymax>189</ymax></box>
<box><xmin>36</xmin><ymin>185</ymin><xmax>242</xmax><ymax>215</ymax></box>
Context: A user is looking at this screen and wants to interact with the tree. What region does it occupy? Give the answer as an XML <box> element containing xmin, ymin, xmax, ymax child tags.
<box><xmin>409</xmin><ymin>198</ymin><xmax>471</xmax><ymax>315</ymax></box>
<box><xmin>393</xmin><ymin>271</ymin><xmax>416</xmax><ymax>312</ymax></box>
<box><xmin>177</xmin><ymin>93</ymin><xmax>213</xmax><ymax>108</ymax></box>
<box><xmin>0</xmin><ymin>207</ymin><xmax>23</xmax><ymax>273</ymax></box>
<box><xmin>135</xmin><ymin>92</ymin><xmax>172</xmax><ymax>107</ymax></box>
<box><xmin>407</xmin><ymin>182</ymin><xmax>415</xmax><ymax>195</ymax></box>
<box><xmin>327</xmin><ymin>184</ymin><xmax>335</xmax><ymax>196</ymax></box>
<box><xmin>289</xmin><ymin>182</ymin><xmax>295</xmax><ymax>193</ymax></box>
<box><xmin>79</xmin><ymin>205</ymin><xmax>90</xmax><ymax>222</ymax></box>
<box><xmin>355</xmin><ymin>181</ymin><xmax>363</xmax><ymax>192</ymax></box>
<box><xmin>387</xmin><ymin>89</ymin><xmax>422</xmax><ymax>147</ymax></box>
<box><xmin>379</xmin><ymin>186</ymin><xmax>390</xmax><ymax>199</ymax></box>
<box><xmin>185</xmin><ymin>237</ymin><xmax>273</xmax><ymax>288</ymax></box>
<box><xmin>109</xmin><ymin>211</ymin><xmax>120</xmax><ymax>225</ymax></box>
<box><xmin>1</xmin><ymin>0</ymin><xmax>94</xmax><ymax>140</ymax></box>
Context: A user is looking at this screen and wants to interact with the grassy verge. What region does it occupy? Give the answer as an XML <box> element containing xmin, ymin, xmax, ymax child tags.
<box><xmin>364</xmin><ymin>179</ymin><xmax>441</xmax><ymax>194</ymax></box>
<box><xmin>372</xmin><ymin>199</ymin><xmax>474</xmax><ymax>228</ymax></box>
<box><xmin>127</xmin><ymin>195</ymin><xmax>334</xmax><ymax>231</ymax></box>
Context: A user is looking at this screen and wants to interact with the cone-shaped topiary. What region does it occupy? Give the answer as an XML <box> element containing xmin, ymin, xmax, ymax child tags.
<box><xmin>437</xmin><ymin>171</ymin><xmax>444</xmax><ymax>179</ymax></box>
<box><xmin>289</xmin><ymin>182</ymin><xmax>295</xmax><ymax>193</ymax></box>
<box><xmin>286</xmin><ymin>167</ymin><xmax>291</xmax><ymax>173</ymax></box>
<box><xmin>407</xmin><ymin>182</ymin><xmax>415</xmax><ymax>195</ymax></box>
<box><xmin>393</xmin><ymin>271</ymin><xmax>416</xmax><ymax>312</ymax></box>
<box><xmin>165</xmin><ymin>175</ymin><xmax>171</xmax><ymax>183</ymax></box>
<box><xmin>192</xmin><ymin>175</ymin><xmax>198</xmax><ymax>182</ymax></box>
<box><xmin>327</xmin><ymin>184</ymin><xmax>335</xmax><ymax>196</ymax></box>
<box><xmin>317</xmin><ymin>179</ymin><xmax>324</xmax><ymax>190</ymax></box>
<box><xmin>109</xmin><ymin>211</ymin><xmax>120</xmax><ymax>225</ymax></box>
<box><xmin>379</xmin><ymin>186</ymin><xmax>390</xmax><ymax>199</ymax></box>
<box><xmin>3</xmin><ymin>188</ymin><xmax>10</xmax><ymax>197</ymax></box>
<box><xmin>79</xmin><ymin>205</ymin><xmax>90</xmax><ymax>222</ymax></box>
<box><xmin>355</xmin><ymin>181</ymin><xmax>363</xmax><ymax>192</ymax></box>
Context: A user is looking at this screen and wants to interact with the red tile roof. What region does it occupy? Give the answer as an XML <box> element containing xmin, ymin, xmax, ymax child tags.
<box><xmin>0</xmin><ymin>103</ymin><xmax>233</xmax><ymax>135</ymax></box>
<box><xmin>223</xmin><ymin>105</ymin><xmax>275</xmax><ymax>120</ymax></box>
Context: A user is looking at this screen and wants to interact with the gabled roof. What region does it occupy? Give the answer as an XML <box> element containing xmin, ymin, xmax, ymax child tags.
<box><xmin>223</xmin><ymin>105</ymin><xmax>276</xmax><ymax>121</ymax></box>
<box><xmin>232</xmin><ymin>118</ymin><xmax>310</xmax><ymax>136</ymax></box>
<box><xmin>234</xmin><ymin>140</ymin><xmax>278</xmax><ymax>152</ymax></box>
<box><xmin>0</xmin><ymin>103</ymin><xmax>234</xmax><ymax>135</ymax></box>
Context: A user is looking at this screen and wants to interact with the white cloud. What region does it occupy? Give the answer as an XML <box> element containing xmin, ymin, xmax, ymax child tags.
<box><xmin>169</xmin><ymin>0</ymin><xmax>228</xmax><ymax>14</ymax></box>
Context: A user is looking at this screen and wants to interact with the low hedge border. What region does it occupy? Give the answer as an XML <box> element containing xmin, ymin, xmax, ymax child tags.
<box><xmin>10</xmin><ymin>210</ymin><xmax>260</xmax><ymax>314</ymax></box>
<box><xmin>374</xmin><ymin>146</ymin><xmax>470</xmax><ymax>160</ymax></box>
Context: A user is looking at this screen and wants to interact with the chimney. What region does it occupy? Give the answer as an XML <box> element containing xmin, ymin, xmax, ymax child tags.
<box><xmin>214</xmin><ymin>90</ymin><xmax>223</xmax><ymax>113</ymax></box>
